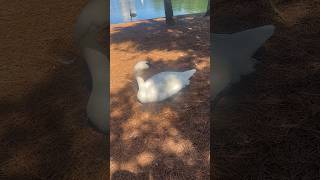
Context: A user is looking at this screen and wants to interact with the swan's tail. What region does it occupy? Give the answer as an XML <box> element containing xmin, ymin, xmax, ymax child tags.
<box><xmin>183</xmin><ymin>69</ymin><xmax>197</xmax><ymax>79</ymax></box>
<box><xmin>232</xmin><ymin>25</ymin><xmax>275</xmax><ymax>53</ymax></box>
<box><xmin>231</xmin><ymin>25</ymin><xmax>275</xmax><ymax>75</ymax></box>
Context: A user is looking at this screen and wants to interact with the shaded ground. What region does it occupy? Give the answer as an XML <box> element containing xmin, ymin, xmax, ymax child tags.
<box><xmin>110</xmin><ymin>15</ymin><xmax>210</xmax><ymax>179</ymax></box>
<box><xmin>212</xmin><ymin>0</ymin><xmax>320</xmax><ymax>179</ymax></box>
<box><xmin>0</xmin><ymin>0</ymin><xmax>108</xmax><ymax>179</ymax></box>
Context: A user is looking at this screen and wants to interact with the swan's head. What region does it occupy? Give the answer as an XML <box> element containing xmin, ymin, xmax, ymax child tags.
<box><xmin>134</xmin><ymin>60</ymin><xmax>152</xmax><ymax>73</ymax></box>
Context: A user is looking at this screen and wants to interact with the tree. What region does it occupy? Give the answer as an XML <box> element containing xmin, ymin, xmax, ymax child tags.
<box><xmin>163</xmin><ymin>0</ymin><xmax>174</xmax><ymax>25</ymax></box>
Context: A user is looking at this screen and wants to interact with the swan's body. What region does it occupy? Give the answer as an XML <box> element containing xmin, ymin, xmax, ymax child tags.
<box><xmin>135</xmin><ymin>61</ymin><xmax>196</xmax><ymax>103</ymax></box>
<box><xmin>74</xmin><ymin>0</ymin><xmax>107</xmax><ymax>44</ymax></box>
<box><xmin>75</xmin><ymin>0</ymin><xmax>108</xmax><ymax>134</ymax></box>
<box><xmin>211</xmin><ymin>25</ymin><xmax>275</xmax><ymax>105</ymax></box>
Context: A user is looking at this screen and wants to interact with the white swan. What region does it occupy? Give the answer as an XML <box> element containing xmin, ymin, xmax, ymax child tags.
<box><xmin>75</xmin><ymin>0</ymin><xmax>108</xmax><ymax>134</ymax></box>
<box><xmin>74</xmin><ymin>0</ymin><xmax>107</xmax><ymax>44</ymax></box>
<box><xmin>134</xmin><ymin>61</ymin><xmax>196</xmax><ymax>103</ymax></box>
<box><xmin>134</xmin><ymin>60</ymin><xmax>152</xmax><ymax>72</ymax></box>
<box><xmin>212</xmin><ymin>25</ymin><xmax>275</xmax><ymax>106</ymax></box>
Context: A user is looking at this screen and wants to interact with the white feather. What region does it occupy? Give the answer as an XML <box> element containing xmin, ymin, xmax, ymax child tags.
<box><xmin>211</xmin><ymin>25</ymin><xmax>275</xmax><ymax>102</ymax></box>
<box><xmin>75</xmin><ymin>0</ymin><xmax>108</xmax><ymax>134</ymax></box>
<box><xmin>74</xmin><ymin>0</ymin><xmax>107</xmax><ymax>44</ymax></box>
<box><xmin>135</xmin><ymin>61</ymin><xmax>196</xmax><ymax>103</ymax></box>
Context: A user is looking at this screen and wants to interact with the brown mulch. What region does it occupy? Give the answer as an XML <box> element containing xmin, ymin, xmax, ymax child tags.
<box><xmin>110</xmin><ymin>15</ymin><xmax>210</xmax><ymax>179</ymax></box>
<box><xmin>2</xmin><ymin>0</ymin><xmax>319</xmax><ymax>179</ymax></box>
<box><xmin>0</xmin><ymin>0</ymin><xmax>108</xmax><ymax>179</ymax></box>
<box><xmin>212</xmin><ymin>0</ymin><xmax>320</xmax><ymax>179</ymax></box>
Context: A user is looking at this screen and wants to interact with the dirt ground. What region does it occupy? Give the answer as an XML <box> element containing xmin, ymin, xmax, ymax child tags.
<box><xmin>110</xmin><ymin>15</ymin><xmax>210</xmax><ymax>179</ymax></box>
<box><xmin>0</xmin><ymin>1</ymin><xmax>108</xmax><ymax>179</ymax></box>
<box><xmin>213</xmin><ymin>0</ymin><xmax>320</xmax><ymax>179</ymax></box>
<box><xmin>1</xmin><ymin>0</ymin><xmax>320</xmax><ymax>179</ymax></box>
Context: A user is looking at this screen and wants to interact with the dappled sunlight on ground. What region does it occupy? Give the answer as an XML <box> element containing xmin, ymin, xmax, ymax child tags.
<box><xmin>110</xmin><ymin>14</ymin><xmax>210</xmax><ymax>179</ymax></box>
<box><xmin>0</xmin><ymin>1</ymin><xmax>109</xmax><ymax>178</ymax></box>
<box><xmin>213</xmin><ymin>0</ymin><xmax>320</xmax><ymax>179</ymax></box>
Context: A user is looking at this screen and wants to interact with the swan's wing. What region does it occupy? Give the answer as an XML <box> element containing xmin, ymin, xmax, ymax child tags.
<box><xmin>144</xmin><ymin>72</ymin><xmax>191</xmax><ymax>100</ymax></box>
<box><xmin>181</xmin><ymin>69</ymin><xmax>196</xmax><ymax>80</ymax></box>
<box><xmin>211</xmin><ymin>25</ymin><xmax>275</xmax><ymax>101</ymax></box>
<box><xmin>231</xmin><ymin>25</ymin><xmax>275</xmax><ymax>59</ymax></box>
<box><xmin>151</xmin><ymin>70</ymin><xmax>195</xmax><ymax>82</ymax></box>
<box><xmin>146</xmin><ymin>72</ymin><xmax>183</xmax><ymax>90</ymax></box>
<box><xmin>231</xmin><ymin>25</ymin><xmax>274</xmax><ymax>73</ymax></box>
<box><xmin>148</xmin><ymin>71</ymin><xmax>193</xmax><ymax>87</ymax></box>
<box><xmin>213</xmin><ymin>25</ymin><xmax>275</xmax><ymax>75</ymax></box>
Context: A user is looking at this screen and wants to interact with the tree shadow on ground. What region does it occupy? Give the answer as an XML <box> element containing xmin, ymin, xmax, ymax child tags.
<box><xmin>0</xmin><ymin>49</ymin><xmax>107</xmax><ymax>179</ymax></box>
<box><xmin>110</xmin><ymin>15</ymin><xmax>210</xmax><ymax>179</ymax></box>
<box><xmin>111</xmin><ymin>14</ymin><xmax>209</xmax><ymax>59</ymax></box>
<box><xmin>111</xmin><ymin>170</ymin><xmax>149</xmax><ymax>180</ymax></box>
<box><xmin>212</xmin><ymin>0</ymin><xmax>320</xmax><ymax>179</ymax></box>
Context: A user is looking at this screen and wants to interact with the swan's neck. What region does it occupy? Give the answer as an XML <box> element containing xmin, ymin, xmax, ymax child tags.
<box><xmin>136</xmin><ymin>76</ymin><xmax>145</xmax><ymax>90</ymax></box>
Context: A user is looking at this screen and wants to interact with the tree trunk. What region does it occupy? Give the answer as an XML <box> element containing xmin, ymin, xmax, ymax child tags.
<box><xmin>205</xmin><ymin>0</ymin><xmax>210</xmax><ymax>16</ymax></box>
<box><xmin>163</xmin><ymin>0</ymin><xmax>174</xmax><ymax>25</ymax></box>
